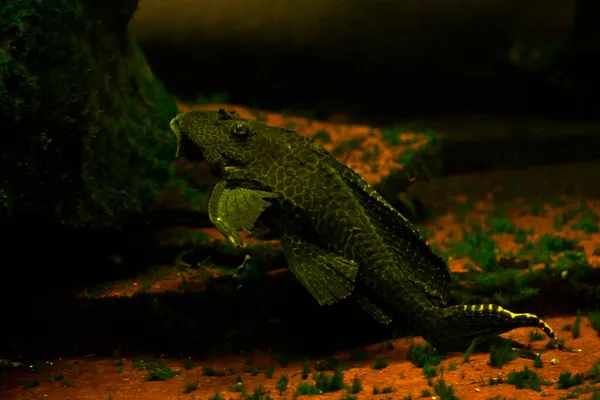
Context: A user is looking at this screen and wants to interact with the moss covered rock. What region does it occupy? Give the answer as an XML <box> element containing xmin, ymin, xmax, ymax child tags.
<box><xmin>0</xmin><ymin>0</ymin><xmax>179</xmax><ymax>227</ymax></box>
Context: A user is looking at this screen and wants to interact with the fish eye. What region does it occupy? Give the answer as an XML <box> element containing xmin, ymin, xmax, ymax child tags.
<box><xmin>230</xmin><ymin>122</ymin><xmax>251</xmax><ymax>138</ymax></box>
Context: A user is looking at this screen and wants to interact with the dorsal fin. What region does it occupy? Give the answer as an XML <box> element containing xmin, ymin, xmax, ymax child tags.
<box><xmin>331</xmin><ymin>158</ymin><xmax>451</xmax><ymax>303</ymax></box>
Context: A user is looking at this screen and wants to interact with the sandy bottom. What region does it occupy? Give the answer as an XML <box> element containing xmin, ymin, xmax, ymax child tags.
<box><xmin>0</xmin><ymin>316</ymin><xmax>599</xmax><ymax>400</ymax></box>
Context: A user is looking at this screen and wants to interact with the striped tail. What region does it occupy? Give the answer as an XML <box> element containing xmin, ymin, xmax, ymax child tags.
<box><xmin>456</xmin><ymin>304</ymin><xmax>557</xmax><ymax>340</ymax></box>
<box><xmin>430</xmin><ymin>303</ymin><xmax>569</xmax><ymax>351</ymax></box>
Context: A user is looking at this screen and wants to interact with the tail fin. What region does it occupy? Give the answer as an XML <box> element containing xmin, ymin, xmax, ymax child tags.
<box><xmin>431</xmin><ymin>304</ymin><xmax>564</xmax><ymax>351</ymax></box>
<box><xmin>452</xmin><ymin>304</ymin><xmax>556</xmax><ymax>339</ymax></box>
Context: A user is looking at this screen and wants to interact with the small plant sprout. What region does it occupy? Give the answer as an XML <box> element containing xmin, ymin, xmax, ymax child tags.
<box><xmin>347</xmin><ymin>375</ymin><xmax>362</xmax><ymax>394</ymax></box>
<box><xmin>301</xmin><ymin>359</ymin><xmax>311</xmax><ymax>379</ymax></box>
<box><xmin>183</xmin><ymin>380</ymin><xmax>199</xmax><ymax>393</ymax></box>
<box><xmin>276</xmin><ymin>374</ymin><xmax>289</xmax><ymax>394</ymax></box>
<box><xmin>373</xmin><ymin>386</ymin><xmax>395</xmax><ymax>394</ymax></box>
<box><xmin>557</xmin><ymin>371</ymin><xmax>585</xmax><ymax>389</ymax></box>
<box><xmin>372</xmin><ymin>356</ymin><xmax>390</xmax><ymax>370</ymax></box>
<box><xmin>529</xmin><ymin>330</ymin><xmax>545</xmax><ymax>342</ymax></box>
<box><xmin>572</xmin><ymin>311</ymin><xmax>582</xmax><ymax>338</ymax></box>
<box><xmin>264</xmin><ymin>363</ymin><xmax>275</xmax><ymax>379</ymax></box>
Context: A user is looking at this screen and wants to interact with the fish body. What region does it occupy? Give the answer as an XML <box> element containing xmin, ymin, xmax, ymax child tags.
<box><xmin>170</xmin><ymin>109</ymin><xmax>570</xmax><ymax>352</ymax></box>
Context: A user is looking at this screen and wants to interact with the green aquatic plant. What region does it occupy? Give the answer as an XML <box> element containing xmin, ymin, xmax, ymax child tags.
<box><xmin>445</xmin><ymin>223</ymin><xmax>498</xmax><ymax>271</ymax></box>
<box><xmin>313</xmin><ymin>130</ymin><xmax>331</xmax><ymax>144</ymax></box>
<box><xmin>373</xmin><ymin>386</ymin><xmax>395</xmax><ymax>394</ymax></box>
<box><xmin>553</xmin><ymin>213</ymin><xmax>568</xmax><ymax>230</ymax></box>
<box><xmin>409</xmin><ymin>342</ymin><xmax>445</xmax><ymax>376</ymax></box>
<box><xmin>566</xmin><ymin>202</ymin><xmax>600</xmax><ymax>233</ymax></box>
<box><xmin>488</xmin><ymin>340</ymin><xmax>517</xmax><ymax>368</ymax></box>
<box><xmin>514</xmin><ymin>228</ymin><xmax>530</xmax><ymax>244</ymax></box>
<box><xmin>301</xmin><ymin>360</ymin><xmax>311</xmax><ymax>379</ymax></box>
<box><xmin>360</xmin><ymin>149</ymin><xmax>380</xmax><ymax>164</ymax></box>
<box><xmin>314</xmin><ymin>355</ymin><xmax>348</xmax><ymax>372</ymax></box>
<box><xmin>315</xmin><ymin>368</ymin><xmax>345</xmax><ymax>392</ymax></box>
<box><xmin>331</xmin><ymin>138</ymin><xmax>365</xmax><ymax>158</ymax></box>
<box><xmin>589</xmin><ymin>361</ymin><xmax>600</xmax><ymax>383</ymax></box>
<box><xmin>538</xmin><ymin>235</ymin><xmax>576</xmax><ymax>253</ymax></box>
<box><xmin>296</xmin><ymin>368</ymin><xmax>345</xmax><ymax>395</ymax></box>
<box><xmin>264</xmin><ymin>364</ymin><xmax>274</xmax><ymax>379</ymax></box>
<box><xmin>529</xmin><ymin>330</ymin><xmax>545</xmax><ymax>342</ymax></box>
<box><xmin>295</xmin><ymin>382</ymin><xmax>320</xmax><ymax>396</ymax></box>
<box><xmin>555</xmin><ymin>251</ymin><xmax>588</xmax><ymax>271</ymax></box>
<box><xmin>486</xmin><ymin>217</ymin><xmax>517</xmax><ymax>234</ymax></box>
<box><xmin>231</xmin><ymin>380</ymin><xmax>245</xmax><ymax>392</ymax></box>
<box><xmin>372</xmin><ymin>356</ymin><xmax>390</xmax><ymax>370</ymax></box>
<box><xmin>563</xmin><ymin>386</ymin><xmax>600</xmax><ymax>400</ymax></box>
<box><xmin>241</xmin><ymin>365</ymin><xmax>261</xmax><ymax>376</ymax></box>
<box><xmin>572</xmin><ymin>311</ymin><xmax>582</xmax><ymax>339</ymax></box>
<box><xmin>588</xmin><ymin>311</ymin><xmax>600</xmax><ymax>333</ymax></box>
<box><xmin>183</xmin><ymin>380</ymin><xmax>199</xmax><ymax>393</ymax></box>
<box><xmin>557</xmin><ymin>371</ymin><xmax>585</xmax><ymax>389</ymax></box>
<box><xmin>409</xmin><ymin>342</ymin><xmax>443</xmax><ymax>368</ymax></box>
<box><xmin>245</xmin><ymin>385</ymin><xmax>269</xmax><ymax>400</ymax></box>
<box><xmin>203</xmin><ymin>366</ymin><xmax>226</xmax><ymax>376</ymax></box>
<box><xmin>529</xmin><ymin>202</ymin><xmax>547</xmax><ymax>216</ymax></box>
<box><xmin>572</xmin><ymin>215</ymin><xmax>599</xmax><ymax>233</ymax></box>
<box><xmin>423</xmin><ymin>363</ymin><xmax>438</xmax><ymax>378</ymax></box>
<box><xmin>276</xmin><ymin>375</ymin><xmax>289</xmax><ymax>394</ymax></box>
<box><xmin>432</xmin><ymin>379</ymin><xmax>459</xmax><ymax>400</ymax></box>
<box><xmin>347</xmin><ymin>376</ymin><xmax>362</xmax><ymax>394</ymax></box>
<box><xmin>381</xmin><ymin>128</ymin><xmax>405</xmax><ymax>146</ymax></box>
<box><xmin>506</xmin><ymin>366</ymin><xmax>545</xmax><ymax>391</ymax></box>
<box><xmin>143</xmin><ymin>362</ymin><xmax>178</xmax><ymax>381</ymax></box>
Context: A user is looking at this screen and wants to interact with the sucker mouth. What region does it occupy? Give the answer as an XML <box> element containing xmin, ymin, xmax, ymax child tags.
<box><xmin>170</xmin><ymin>115</ymin><xmax>182</xmax><ymax>157</ymax></box>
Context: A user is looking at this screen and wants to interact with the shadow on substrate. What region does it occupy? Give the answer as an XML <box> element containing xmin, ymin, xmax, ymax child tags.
<box><xmin>2</xmin><ymin>269</ymin><xmax>395</xmax><ymax>361</ymax></box>
<box><xmin>2</xmin><ymin>220</ymin><xmax>599</xmax><ymax>363</ymax></box>
<box><xmin>0</xmin><ymin>220</ymin><xmax>393</xmax><ymax>361</ymax></box>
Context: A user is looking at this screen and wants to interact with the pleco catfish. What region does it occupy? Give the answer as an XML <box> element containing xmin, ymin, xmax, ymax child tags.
<box><xmin>170</xmin><ymin>108</ymin><xmax>577</xmax><ymax>356</ymax></box>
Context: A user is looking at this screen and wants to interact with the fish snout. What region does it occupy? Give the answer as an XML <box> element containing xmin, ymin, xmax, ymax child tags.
<box><xmin>170</xmin><ymin>113</ymin><xmax>185</xmax><ymax>157</ymax></box>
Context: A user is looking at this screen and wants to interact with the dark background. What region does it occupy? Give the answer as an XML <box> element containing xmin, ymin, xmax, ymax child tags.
<box><xmin>132</xmin><ymin>0</ymin><xmax>600</xmax><ymax>126</ymax></box>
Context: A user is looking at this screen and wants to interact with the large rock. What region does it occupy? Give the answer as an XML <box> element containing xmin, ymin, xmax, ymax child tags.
<box><xmin>0</xmin><ymin>0</ymin><xmax>179</xmax><ymax>228</ymax></box>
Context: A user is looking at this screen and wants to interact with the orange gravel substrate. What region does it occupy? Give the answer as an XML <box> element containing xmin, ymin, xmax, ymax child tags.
<box><xmin>1</xmin><ymin>317</ymin><xmax>599</xmax><ymax>400</ymax></box>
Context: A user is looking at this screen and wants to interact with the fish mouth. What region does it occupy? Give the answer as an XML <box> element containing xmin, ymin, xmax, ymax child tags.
<box><xmin>170</xmin><ymin>113</ymin><xmax>206</xmax><ymax>162</ymax></box>
<box><xmin>170</xmin><ymin>114</ymin><xmax>184</xmax><ymax>157</ymax></box>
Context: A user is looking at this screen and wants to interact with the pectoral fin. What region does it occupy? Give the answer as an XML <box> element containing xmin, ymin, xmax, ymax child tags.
<box><xmin>281</xmin><ymin>236</ymin><xmax>358</xmax><ymax>306</ymax></box>
<box><xmin>208</xmin><ymin>181</ymin><xmax>278</xmax><ymax>247</ymax></box>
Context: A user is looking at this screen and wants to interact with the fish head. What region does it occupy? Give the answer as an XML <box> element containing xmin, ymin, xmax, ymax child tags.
<box><xmin>170</xmin><ymin>108</ymin><xmax>321</xmax><ymax>180</ymax></box>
